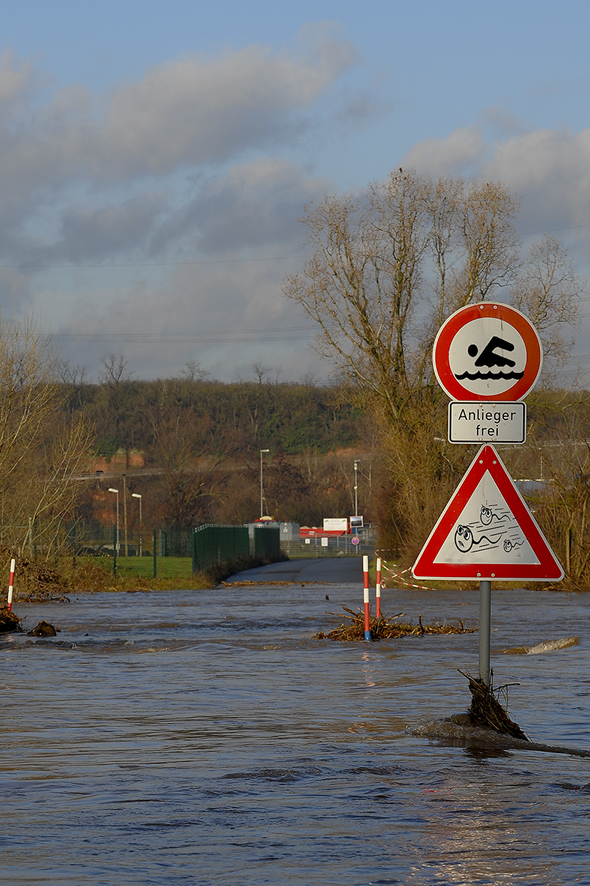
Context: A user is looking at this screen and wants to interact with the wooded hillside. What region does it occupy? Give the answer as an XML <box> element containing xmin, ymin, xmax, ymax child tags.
<box><xmin>60</xmin><ymin>372</ymin><xmax>375</xmax><ymax>532</ymax></box>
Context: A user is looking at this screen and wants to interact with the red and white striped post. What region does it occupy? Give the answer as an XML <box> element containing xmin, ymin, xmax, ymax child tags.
<box><xmin>375</xmin><ymin>557</ymin><xmax>381</xmax><ymax>619</ymax></box>
<box><xmin>363</xmin><ymin>555</ymin><xmax>371</xmax><ymax>641</ymax></box>
<box><xmin>7</xmin><ymin>558</ymin><xmax>15</xmax><ymax>611</ymax></box>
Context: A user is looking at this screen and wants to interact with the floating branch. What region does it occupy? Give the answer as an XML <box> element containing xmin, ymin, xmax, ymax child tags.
<box><xmin>459</xmin><ymin>670</ymin><xmax>529</xmax><ymax>740</ymax></box>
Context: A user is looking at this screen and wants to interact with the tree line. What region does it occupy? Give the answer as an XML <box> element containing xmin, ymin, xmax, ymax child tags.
<box><xmin>60</xmin><ymin>366</ymin><xmax>374</xmax><ymax>535</ymax></box>
<box><xmin>60</xmin><ymin>365</ymin><xmax>361</xmax><ymax>461</ymax></box>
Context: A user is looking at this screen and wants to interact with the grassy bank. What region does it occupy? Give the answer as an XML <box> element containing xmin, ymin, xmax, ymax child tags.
<box><xmin>6</xmin><ymin>549</ymin><xmax>289</xmax><ymax>602</ymax></box>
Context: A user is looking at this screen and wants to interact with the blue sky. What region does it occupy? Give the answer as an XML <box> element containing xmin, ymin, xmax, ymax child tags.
<box><xmin>2</xmin><ymin>0</ymin><xmax>590</xmax><ymax>381</ymax></box>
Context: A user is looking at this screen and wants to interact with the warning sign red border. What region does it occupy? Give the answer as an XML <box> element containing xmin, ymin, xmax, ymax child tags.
<box><xmin>412</xmin><ymin>444</ymin><xmax>563</xmax><ymax>581</ymax></box>
<box><xmin>433</xmin><ymin>302</ymin><xmax>542</xmax><ymax>402</ymax></box>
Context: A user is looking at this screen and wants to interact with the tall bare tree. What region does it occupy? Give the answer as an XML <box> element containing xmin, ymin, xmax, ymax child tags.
<box><xmin>0</xmin><ymin>313</ymin><xmax>93</xmax><ymax>555</ymax></box>
<box><xmin>511</xmin><ymin>234</ymin><xmax>584</xmax><ymax>378</ymax></box>
<box><xmin>284</xmin><ymin>170</ymin><xmax>520</xmax><ymax>425</ymax></box>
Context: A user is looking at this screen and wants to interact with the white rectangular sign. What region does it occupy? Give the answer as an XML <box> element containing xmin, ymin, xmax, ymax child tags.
<box><xmin>323</xmin><ymin>518</ymin><xmax>348</xmax><ymax>532</ymax></box>
<box><xmin>448</xmin><ymin>402</ymin><xmax>526</xmax><ymax>444</ymax></box>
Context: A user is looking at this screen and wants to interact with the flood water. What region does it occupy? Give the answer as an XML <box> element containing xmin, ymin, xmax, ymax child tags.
<box><xmin>2</xmin><ymin>576</ymin><xmax>590</xmax><ymax>885</ymax></box>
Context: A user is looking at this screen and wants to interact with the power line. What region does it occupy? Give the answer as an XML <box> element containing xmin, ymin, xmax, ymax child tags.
<box><xmin>50</xmin><ymin>326</ymin><xmax>317</xmax><ymax>344</ymax></box>
<box><xmin>0</xmin><ymin>254</ymin><xmax>307</xmax><ymax>271</ymax></box>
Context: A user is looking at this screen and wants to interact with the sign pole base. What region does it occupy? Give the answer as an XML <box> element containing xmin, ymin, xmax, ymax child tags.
<box><xmin>479</xmin><ymin>580</ymin><xmax>491</xmax><ymax>685</ymax></box>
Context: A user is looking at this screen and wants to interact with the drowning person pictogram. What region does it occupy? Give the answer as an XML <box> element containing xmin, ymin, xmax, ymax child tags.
<box><xmin>454</xmin><ymin>525</ymin><xmax>502</xmax><ymax>553</ymax></box>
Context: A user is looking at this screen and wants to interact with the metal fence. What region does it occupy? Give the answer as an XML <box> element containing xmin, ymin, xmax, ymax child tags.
<box><xmin>48</xmin><ymin>519</ymin><xmax>374</xmax><ymax>574</ymax></box>
<box><xmin>282</xmin><ymin>534</ymin><xmax>374</xmax><ymax>558</ymax></box>
<box><xmin>191</xmin><ymin>524</ymin><xmax>250</xmax><ymax>573</ymax></box>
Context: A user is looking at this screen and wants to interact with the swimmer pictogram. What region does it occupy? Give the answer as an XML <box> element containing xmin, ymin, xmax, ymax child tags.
<box><xmin>455</xmin><ymin>335</ymin><xmax>525</xmax><ymax>382</ymax></box>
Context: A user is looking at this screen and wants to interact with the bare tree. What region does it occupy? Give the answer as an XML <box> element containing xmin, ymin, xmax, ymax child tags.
<box><xmin>179</xmin><ymin>360</ymin><xmax>209</xmax><ymax>382</ymax></box>
<box><xmin>284</xmin><ymin>170</ymin><xmax>520</xmax><ymax>426</ymax></box>
<box><xmin>511</xmin><ymin>235</ymin><xmax>584</xmax><ymax>378</ymax></box>
<box><xmin>0</xmin><ymin>313</ymin><xmax>93</xmax><ymax>555</ymax></box>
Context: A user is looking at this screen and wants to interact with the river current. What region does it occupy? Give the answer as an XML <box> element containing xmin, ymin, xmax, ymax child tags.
<box><xmin>1</xmin><ymin>576</ymin><xmax>590</xmax><ymax>885</ymax></box>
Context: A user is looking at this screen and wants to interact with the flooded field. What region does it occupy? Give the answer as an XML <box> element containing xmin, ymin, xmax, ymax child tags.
<box><xmin>1</xmin><ymin>578</ymin><xmax>590</xmax><ymax>884</ymax></box>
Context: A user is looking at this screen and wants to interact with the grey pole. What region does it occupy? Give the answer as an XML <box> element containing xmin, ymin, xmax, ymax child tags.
<box><xmin>260</xmin><ymin>449</ymin><xmax>269</xmax><ymax>518</ymax></box>
<box><xmin>132</xmin><ymin>493</ymin><xmax>142</xmax><ymax>557</ymax></box>
<box><xmin>108</xmin><ymin>487</ymin><xmax>119</xmax><ymax>555</ymax></box>
<box><xmin>479</xmin><ymin>579</ymin><xmax>491</xmax><ymax>685</ymax></box>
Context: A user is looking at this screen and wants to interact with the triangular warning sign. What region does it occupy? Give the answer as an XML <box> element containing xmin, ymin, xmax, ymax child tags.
<box><xmin>413</xmin><ymin>444</ymin><xmax>563</xmax><ymax>581</ymax></box>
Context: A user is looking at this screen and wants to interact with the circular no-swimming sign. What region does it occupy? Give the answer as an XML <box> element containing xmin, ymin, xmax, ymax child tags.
<box><xmin>432</xmin><ymin>303</ymin><xmax>543</xmax><ymax>402</ymax></box>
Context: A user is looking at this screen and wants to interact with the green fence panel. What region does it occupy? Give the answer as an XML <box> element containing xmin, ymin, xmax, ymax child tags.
<box><xmin>252</xmin><ymin>526</ymin><xmax>280</xmax><ymax>558</ymax></box>
<box><xmin>192</xmin><ymin>525</ymin><xmax>250</xmax><ymax>573</ymax></box>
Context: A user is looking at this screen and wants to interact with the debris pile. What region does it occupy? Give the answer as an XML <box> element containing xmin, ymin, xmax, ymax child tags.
<box><xmin>0</xmin><ymin>606</ymin><xmax>22</xmax><ymax>633</ymax></box>
<box><xmin>461</xmin><ymin>670</ymin><xmax>529</xmax><ymax>740</ymax></box>
<box><xmin>0</xmin><ymin>546</ymin><xmax>69</xmax><ymax>602</ymax></box>
<box><xmin>313</xmin><ymin>607</ymin><xmax>477</xmax><ymax>641</ymax></box>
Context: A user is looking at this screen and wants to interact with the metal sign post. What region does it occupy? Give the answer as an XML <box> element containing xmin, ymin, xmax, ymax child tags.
<box><xmin>479</xmin><ymin>579</ymin><xmax>491</xmax><ymax>685</ymax></box>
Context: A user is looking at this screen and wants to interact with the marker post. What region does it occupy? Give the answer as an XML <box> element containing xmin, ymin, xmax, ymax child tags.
<box><xmin>375</xmin><ymin>557</ymin><xmax>381</xmax><ymax>618</ymax></box>
<box><xmin>7</xmin><ymin>558</ymin><xmax>15</xmax><ymax>611</ymax></box>
<box><xmin>363</xmin><ymin>555</ymin><xmax>371</xmax><ymax>641</ymax></box>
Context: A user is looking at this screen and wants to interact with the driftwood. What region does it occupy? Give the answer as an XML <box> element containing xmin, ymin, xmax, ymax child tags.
<box><xmin>460</xmin><ymin>670</ymin><xmax>529</xmax><ymax>740</ymax></box>
<box><xmin>27</xmin><ymin>620</ymin><xmax>58</xmax><ymax>637</ymax></box>
<box><xmin>313</xmin><ymin>607</ymin><xmax>477</xmax><ymax>641</ymax></box>
<box><xmin>0</xmin><ymin>606</ymin><xmax>22</xmax><ymax>634</ymax></box>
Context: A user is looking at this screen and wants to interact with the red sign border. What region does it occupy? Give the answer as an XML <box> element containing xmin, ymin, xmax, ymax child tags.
<box><xmin>412</xmin><ymin>444</ymin><xmax>563</xmax><ymax>581</ymax></box>
<box><xmin>433</xmin><ymin>303</ymin><xmax>543</xmax><ymax>402</ymax></box>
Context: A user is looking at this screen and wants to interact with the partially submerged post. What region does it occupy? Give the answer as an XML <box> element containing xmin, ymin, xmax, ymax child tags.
<box><xmin>363</xmin><ymin>555</ymin><xmax>371</xmax><ymax>641</ymax></box>
<box><xmin>7</xmin><ymin>558</ymin><xmax>15</xmax><ymax>611</ymax></box>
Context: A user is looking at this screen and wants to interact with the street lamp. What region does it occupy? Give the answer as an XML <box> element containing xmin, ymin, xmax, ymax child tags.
<box><xmin>108</xmin><ymin>487</ymin><xmax>120</xmax><ymax>554</ymax></box>
<box><xmin>353</xmin><ymin>459</ymin><xmax>360</xmax><ymax>517</ymax></box>
<box><xmin>260</xmin><ymin>449</ymin><xmax>270</xmax><ymax>519</ymax></box>
<box><xmin>131</xmin><ymin>493</ymin><xmax>142</xmax><ymax>557</ymax></box>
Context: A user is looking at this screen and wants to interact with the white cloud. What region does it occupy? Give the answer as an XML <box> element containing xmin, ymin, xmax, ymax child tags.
<box><xmin>0</xmin><ymin>30</ymin><xmax>357</xmax><ymax>197</ymax></box>
<box><xmin>153</xmin><ymin>157</ymin><xmax>328</xmax><ymax>255</ymax></box>
<box><xmin>401</xmin><ymin>126</ymin><xmax>488</xmax><ymax>177</ymax></box>
<box><xmin>0</xmin><ymin>31</ymin><xmax>358</xmax><ymax>366</ymax></box>
<box><xmin>401</xmin><ymin>124</ymin><xmax>590</xmax><ymax>236</ymax></box>
<box><xmin>482</xmin><ymin>129</ymin><xmax>590</xmax><ymax>228</ymax></box>
<box><xmin>0</xmin><ymin>50</ymin><xmax>34</xmax><ymax>105</ymax></box>
<box><xmin>55</xmin><ymin>249</ymin><xmax>321</xmax><ymax>381</ymax></box>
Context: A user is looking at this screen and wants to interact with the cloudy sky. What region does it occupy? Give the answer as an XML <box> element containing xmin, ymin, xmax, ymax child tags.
<box><xmin>3</xmin><ymin>0</ymin><xmax>590</xmax><ymax>381</ymax></box>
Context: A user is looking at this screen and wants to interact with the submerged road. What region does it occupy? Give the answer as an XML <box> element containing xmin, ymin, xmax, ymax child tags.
<box><xmin>226</xmin><ymin>556</ymin><xmax>364</xmax><ymax>583</ymax></box>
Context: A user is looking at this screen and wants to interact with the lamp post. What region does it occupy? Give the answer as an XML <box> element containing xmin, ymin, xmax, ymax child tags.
<box><xmin>131</xmin><ymin>493</ymin><xmax>142</xmax><ymax>557</ymax></box>
<box><xmin>260</xmin><ymin>449</ymin><xmax>270</xmax><ymax>519</ymax></box>
<box><xmin>353</xmin><ymin>459</ymin><xmax>360</xmax><ymax>517</ymax></box>
<box><xmin>108</xmin><ymin>487</ymin><xmax>120</xmax><ymax>554</ymax></box>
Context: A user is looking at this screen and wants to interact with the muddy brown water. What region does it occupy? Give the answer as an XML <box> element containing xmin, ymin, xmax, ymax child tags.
<box><xmin>1</xmin><ymin>562</ymin><xmax>590</xmax><ymax>884</ymax></box>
